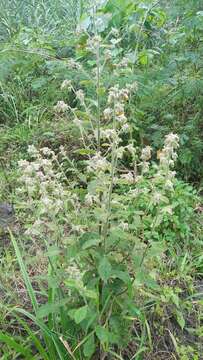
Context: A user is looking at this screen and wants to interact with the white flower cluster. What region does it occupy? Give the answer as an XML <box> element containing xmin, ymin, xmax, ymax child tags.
<box><xmin>54</xmin><ymin>101</ymin><xmax>69</xmax><ymax>113</ymax></box>
<box><xmin>24</xmin><ymin>219</ymin><xmax>44</xmax><ymax>236</ymax></box>
<box><xmin>87</xmin><ymin>152</ymin><xmax>110</xmax><ymax>173</ymax></box>
<box><xmin>111</xmin><ymin>28</ymin><xmax>119</xmax><ymax>37</ymax></box>
<box><xmin>61</xmin><ymin>79</ymin><xmax>72</xmax><ymax>91</ymax></box>
<box><xmin>141</xmin><ymin>146</ymin><xmax>152</xmax><ymax>162</ymax></box>
<box><xmin>120</xmin><ymin>172</ymin><xmax>134</xmax><ymax>184</ymax></box>
<box><xmin>84</xmin><ymin>193</ymin><xmax>99</xmax><ymax>207</ymax></box>
<box><xmin>159</xmin><ymin>133</ymin><xmax>179</xmax><ymax>170</ymax></box>
<box><xmin>108</xmin><ymin>85</ymin><xmax>129</xmax><ymax>104</ymax></box>
<box><xmin>18</xmin><ymin>146</ymin><xmax>65</xmax><ymax>217</ymax></box>
<box><xmin>103</xmin><ymin>107</ymin><xmax>113</xmax><ymax>121</ymax></box>
<box><xmin>117</xmin><ymin>57</ymin><xmax>129</xmax><ymax>68</ymax></box>
<box><xmin>120</xmin><ymin>123</ymin><xmax>130</xmax><ymax>133</ymax></box>
<box><xmin>67</xmin><ymin>58</ymin><xmax>81</xmax><ymax>70</ymax></box>
<box><xmin>66</xmin><ymin>261</ymin><xmax>83</xmax><ymax>282</ymax></box>
<box><xmin>103</xmin><ymin>84</ymin><xmax>132</xmax><ymax>128</ymax></box>
<box><xmin>76</xmin><ymin>89</ymin><xmax>85</xmax><ymax>104</ymax></box>
<box><xmin>125</xmin><ymin>144</ymin><xmax>136</xmax><ymax>156</ymax></box>
<box><xmin>100</xmin><ymin>128</ymin><xmax>118</xmax><ymax>141</ymax></box>
<box><xmin>141</xmin><ymin>146</ymin><xmax>152</xmax><ymax>174</ymax></box>
<box><xmin>155</xmin><ymin>133</ymin><xmax>179</xmax><ymax>190</ymax></box>
<box><xmin>87</xmin><ymin>35</ymin><xmax>101</xmax><ymax>53</ymax></box>
<box><xmin>126</xmin><ymin>82</ymin><xmax>138</xmax><ymax>93</ymax></box>
<box><xmin>104</xmin><ymin>49</ymin><xmax>112</xmax><ymax>61</ymax></box>
<box><xmin>119</xmin><ymin>221</ymin><xmax>129</xmax><ymax>230</ymax></box>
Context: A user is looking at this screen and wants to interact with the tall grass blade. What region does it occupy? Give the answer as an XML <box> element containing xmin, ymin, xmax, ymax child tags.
<box><xmin>0</xmin><ymin>332</ymin><xmax>33</xmax><ymax>359</ymax></box>
<box><xmin>9</xmin><ymin>230</ymin><xmax>38</xmax><ymax>314</ymax></box>
<box><xmin>17</xmin><ymin>317</ymin><xmax>49</xmax><ymax>360</ymax></box>
<box><xmin>15</xmin><ymin>308</ymin><xmax>68</xmax><ymax>360</ymax></box>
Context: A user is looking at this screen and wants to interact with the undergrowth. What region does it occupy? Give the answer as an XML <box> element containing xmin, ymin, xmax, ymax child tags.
<box><xmin>0</xmin><ymin>1</ymin><xmax>202</xmax><ymax>359</ymax></box>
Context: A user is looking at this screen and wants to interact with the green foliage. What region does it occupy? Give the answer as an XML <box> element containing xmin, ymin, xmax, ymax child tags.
<box><xmin>0</xmin><ymin>1</ymin><xmax>202</xmax><ymax>359</ymax></box>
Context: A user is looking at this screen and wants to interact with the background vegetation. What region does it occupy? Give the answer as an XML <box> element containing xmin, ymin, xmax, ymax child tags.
<box><xmin>0</xmin><ymin>0</ymin><xmax>202</xmax><ymax>359</ymax></box>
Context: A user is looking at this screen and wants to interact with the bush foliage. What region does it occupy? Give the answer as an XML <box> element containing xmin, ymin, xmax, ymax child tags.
<box><xmin>0</xmin><ymin>1</ymin><xmax>202</xmax><ymax>359</ymax></box>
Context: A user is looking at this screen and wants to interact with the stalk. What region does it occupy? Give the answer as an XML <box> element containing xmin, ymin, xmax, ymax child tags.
<box><xmin>103</xmin><ymin>110</ymin><xmax>118</xmax><ymax>250</ymax></box>
<box><xmin>92</xmin><ymin>5</ymin><xmax>101</xmax><ymax>151</ymax></box>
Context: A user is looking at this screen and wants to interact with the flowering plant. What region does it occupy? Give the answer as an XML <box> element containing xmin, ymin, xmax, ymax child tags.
<box><xmin>14</xmin><ymin>33</ymin><xmax>195</xmax><ymax>360</ymax></box>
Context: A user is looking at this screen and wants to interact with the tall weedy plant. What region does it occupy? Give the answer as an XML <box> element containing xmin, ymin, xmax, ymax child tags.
<box><xmin>5</xmin><ymin>33</ymin><xmax>181</xmax><ymax>360</ymax></box>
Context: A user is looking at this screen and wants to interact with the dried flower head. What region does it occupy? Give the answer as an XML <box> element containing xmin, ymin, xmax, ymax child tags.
<box><xmin>141</xmin><ymin>146</ymin><xmax>152</xmax><ymax>162</ymax></box>
<box><xmin>27</xmin><ymin>145</ymin><xmax>38</xmax><ymax>158</ymax></box>
<box><xmin>127</xmin><ymin>82</ymin><xmax>138</xmax><ymax>92</ymax></box>
<box><xmin>87</xmin><ymin>153</ymin><xmax>110</xmax><ymax>173</ymax></box>
<box><xmin>121</xmin><ymin>172</ymin><xmax>134</xmax><ymax>184</ymax></box>
<box><xmin>54</xmin><ymin>101</ymin><xmax>69</xmax><ymax>113</ymax></box>
<box><xmin>87</xmin><ymin>35</ymin><xmax>101</xmax><ymax>53</ymax></box>
<box><xmin>111</xmin><ymin>28</ymin><xmax>119</xmax><ymax>37</ymax></box>
<box><xmin>104</xmin><ymin>49</ymin><xmax>112</xmax><ymax>61</ymax></box>
<box><xmin>121</xmin><ymin>123</ymin><xmax>130</xmax><ymax>132</ymax></box>
<box><xmin>118</xmin><ymin>57</ymin><xmax>129</xmax><ymax>68</ymax></box>
<box><xmin>67</xmin><ymin>59</ymin><xmax>81</xmax><ymax>70</ymax></box>
<box><xmin>103</xmin><ymin>108</ymin><xmax>113</xmax><ymax>121</ymax></box>
<box><xmin>125</xmin><ymin>144</ymin><xmax>136</xmax><ymax>155</ymax></box>
<box><xmin>101</xmin><ymin>129</ymin><xmax>117</xmax><ymax>140</ymax></box>
<box><xmin>61</xmin><ymin>79</ymin><xmax>72</xmax><ymax>90</ymax></box>
<box><xmin>76</xmin><ymin>89</ymin><xmax>85</xmax><ymax>104</ymax></box>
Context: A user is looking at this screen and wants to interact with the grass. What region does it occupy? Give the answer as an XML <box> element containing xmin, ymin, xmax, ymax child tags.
<box><xmin>0</xmin><ymin>0</ymin><xmax>202</xmax><ymax>359</ymax></box>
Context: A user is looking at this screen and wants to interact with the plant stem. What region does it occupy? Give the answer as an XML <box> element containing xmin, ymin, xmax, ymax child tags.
<box><xmin>96</xmin><ymin>42</ymin><xmax>101</xmax><ymax>151</ymax></box>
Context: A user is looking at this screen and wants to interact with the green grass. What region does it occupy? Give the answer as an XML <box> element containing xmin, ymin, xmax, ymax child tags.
<box><xmin>0</xmin><ymin>0</ymin><xmax>202</xmax><ymax>359</ymax></box>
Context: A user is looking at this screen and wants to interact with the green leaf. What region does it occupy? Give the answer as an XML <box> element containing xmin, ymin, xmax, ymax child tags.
<box><xmin>68</xmin><ymin>309</ymin><xmax>76</xmax><ymax>320</ymax></box>
<box><xmin>83</xmin><ymin>334</ymin><xmax>95</xmax><ymax>358</ymax></box>
<box><xmin>148</xmin><ymin>242</ymin><xmax>166</xmax><ymax>257</ymax></box>
<box><xmin>176</xmin><ymin>311</ymin><xmax>185</xmax><ymax>330</ymax></box>
<box><xmin>44</xmin><ymin>246</ymin><xmax>61</xmax><ymax>257</ymax></box>
<box><xmin>37</xmin><ymin>298</ymin><xmax>69</xmax><ymax>319</ymax></box>
<box><xmin>98</xmin><ymin>257</ymin><xmax>112</xmax><ymax>283</ymax></box>
<box><xmin>139</xmin><ymin>51</ymin><xmax>148</xmax><ymax>65</ymax></box>
<box><xmin>14</xmin><ymin>308</ymin><xmax>63</xmax><ymax>359</ymax></box>
<box><xmin>74</xmin><ymin>305</ymin><xmax>88</xmax><ymax>324</ymax></box>
<box><xmin>82</xmin><ymin>237</ymin><xmax>101</xmax><ymax>250</ymax></box>
<box><xmin>74</xmin><ymin>148</ymin><xmax>95</xmax><ymax>156</ymax></box>
<box><xmin>136</xmin><ymin>272</ymin><xmax>159</xmax><ymax>290</ymax></box>
<box><xmin>111</xmin><ymin>270</ymin><xmax>131</xmax><ymax>286</ymax></box>
<box><xmin>171</xmin><ymin>293</ymin><xmax>180</xmax><ymax>308</ymax></box>
<box><xmin>31</xmin><ymin>77</ymin><xmax>47</xmax><ymax>90</ymax></box>
<box><xmin>95</xmin><ymin>325</ymin><xmax>110</xmax><ymax>344</ymax></box>
<box><xmin>95</xmin><ymin>13</ymin><xmax>112</xmax><ymax>33</ymax></box>
<box><xmin>152</xmin><ymin>214</ymin><xmax>163</xmax><ymax>228</ymax></box>
<box><xmin>97</xmin><ymin>86</ymin><xmax>106</xmax><ymax>96</ymax></box>
<box><xmin>0</xmin><ymin>332</ymin><xmax>33</xmax><ymax>359</ymax></box>
<box><xmin>9</xmin><ymin>231</ymin><xmax>38</xmax><ymax>314</ymax></box>
<box><xmin>83</xmin><ymin>289</ymin><xmax>98</xmax><ymax>300</ymax></box>
<box><xmin>16</xmin><ymin>317</ymin><xmax>49</xmax><ymax>360</ymax></box>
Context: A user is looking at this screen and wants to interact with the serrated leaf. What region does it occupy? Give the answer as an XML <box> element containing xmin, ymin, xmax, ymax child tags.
<box><xmin>111</xmin><ymin>270</ymin><xmax>131</xmax><ymax>286</ymax></box>
<box><xmin>148</xmin><ymin>242</ymin><xmax>166</xmax><ymax>257</ymax></box>
<box><xmin>82</xmin><ymin>238</ymin><xmax>101</xmax><ymax>250</ymax></box>
<box><xmin>83</xmin><ymin>334</ymin><xmax>95</xmax><ymax>358</ymax></box>
<box><xmin>44</xmin><ymin>246</ymin><xmax>61</xmax><ymax>257</ymax></box>
<box><xmin>176</xmin><ymin>311</ymin><xmax>185</xmax><ymax>330</ymax></box>
<box><xmin>37</xmin><ymin>298</ymin><xmax>69</xmax><ymax>318</ymax></box>
<box><xmin>74</xmin><ymin>305</ymin><xmax>88</xmax><ymax>324</ymax></box>
<box><xmin>139</xmin><ymin>52</ymin><xmax>148</xmax><ymax>65</ymax></box>
<box><xmin>136</xmin><ymin>272</ymin><xmax>159</xmax><ymax>290</ymax></box>
<box><xmin>83</xmin><ymin>289</ymin><xmax>98</xmax><ymax>299</ymax></box>
<box><xmin>95</xmin><ymin>326</ymin><xmax>109</xmax><ymax>343</ymax></box>
<box><xmin>74</xmin><ymin>148</ymin><xmax>95</xmax><ymax>156</ymax></box>
<box><xmin>68</xmin><ymin>308</ymin><xmax>76</xmax><ymax>320</ymax></box>
<box><xmin>151</xmin><ymin>214</ymin><xmax>163</xmax><ymax>228</ymax></box>
<box><xmin>98</xmin><ymin>257</ymin><xmax>112</xmax><ymax>283</ymax></box>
